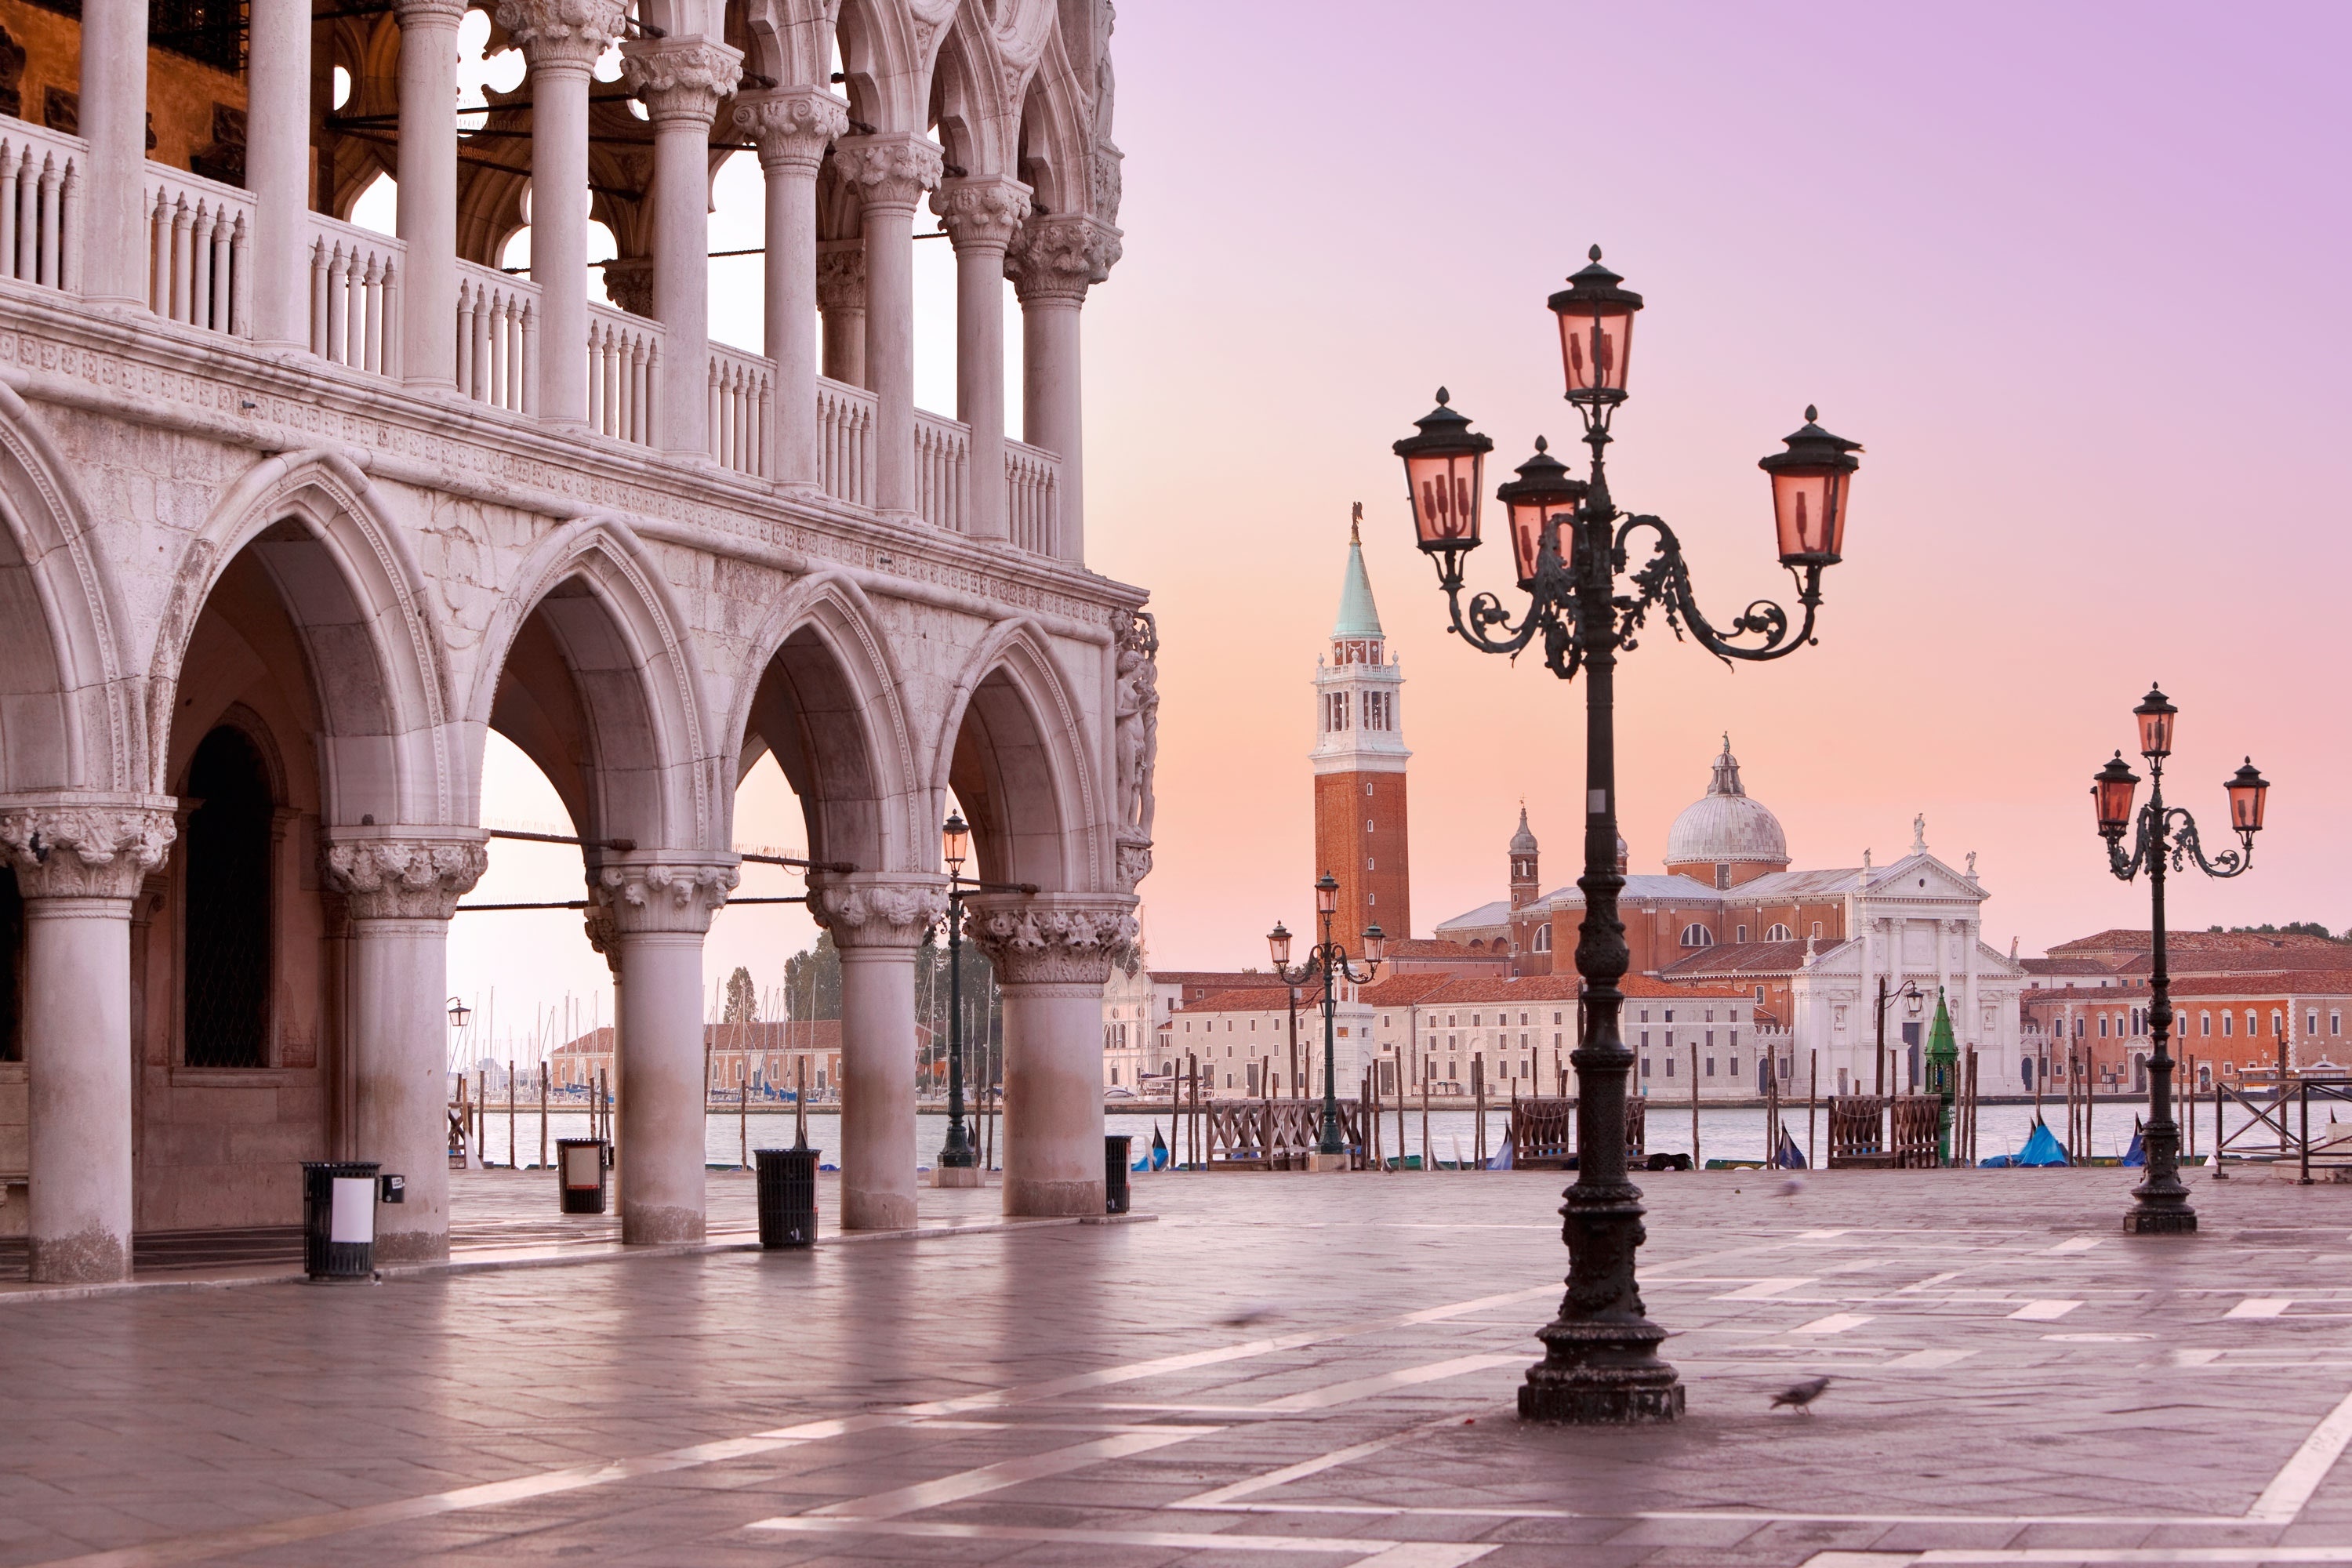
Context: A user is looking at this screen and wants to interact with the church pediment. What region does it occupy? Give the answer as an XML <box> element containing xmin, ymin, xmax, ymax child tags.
<box><xmin>1862</xmin><ymin>851</ymin><xmax>1987</xmax><ymax>906</ymax></box>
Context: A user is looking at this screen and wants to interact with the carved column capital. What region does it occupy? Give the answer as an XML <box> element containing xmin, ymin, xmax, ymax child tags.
<box><xmin>735</xmin><ymin>88</ymin><xmax>848</xmax><ymax>172</ymax></box>
<box><xmin>319</xmin><ymin>828</ymin><xmax>490</xmax><ymax>920</ymax></box>
<box><xmin>829</xmin><ymin>132</ymin><xmax>944</xmax><ymax>215</ymax></box>
<box><xmin>619</xmin><ymin>36</ymin><xmax>742</xmax><ymax>128</ymax></box>
<box><xmin>929</xmin><ymin>175</ymin><xmax>1031</xmax><ymax>253</ymax></box>
<box><xmin>815</xmin><ymin>246</ymin><xmax>866</xmax><ymax>310</ymax></box>
<box><xmin>390</xmin><ymin>0</ymin><xmax>467</xmax><ymax>27</ymax></box>
<box><xmin>809</xmin><ymin>873</ymin><xmax>947</xmax><ymax>952</ymax></box>
<box><xmin>0</xmin><ymin>797</ymin><xmax>177</xmax><ymax>901</ymax></box>
<box><xmin>1004</xmin><ymin>212</ymin><xmax>1121</xmax><ymax>305</ymax></box>
<box><xmin>588</xmin><ymin>855</ymin><xmax>740</xmax><ymax>937</ymax></box>
<box><xmin>493</xmin><ymin>0</ymin><xmax>627</xmax><ymax>71</ymax></box>
<box><xmin>964</xmin><ymin>893</ymin><xmax>1138</xmax><ymax>989</ymax></box>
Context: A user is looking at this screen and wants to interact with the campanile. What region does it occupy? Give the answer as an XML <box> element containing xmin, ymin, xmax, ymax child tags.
<box><xmin>1311</xmin><ymin>512</ymin><xmax>1411</xmax><ymax>942</ymax></box>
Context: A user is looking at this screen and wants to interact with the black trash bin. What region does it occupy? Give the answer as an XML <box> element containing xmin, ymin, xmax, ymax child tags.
<box><xmin>556</xmin><ymin>1138</ymin><xmax>609</xmax><ymax>1214</ymax></box>
<box><xmin>301</xmin><ymin>1160</ymin><xmax>380</xmax><ymax>1280</ymax></box>
<box><xmin>755</xmin><ymin>1147</ymin><xmax>818</xmax><ymax>1247</ymax></box>
<box><xmin>1105</xmin><ymin>1135</ymin><xmax>1132</xmax><ymax>1215</ymax></box>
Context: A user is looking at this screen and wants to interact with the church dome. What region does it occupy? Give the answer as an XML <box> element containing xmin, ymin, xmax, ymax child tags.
<box><xmin>1664</xmin><ymin>739</ymin><xmax>1789</xmax><ymax>871</ymax></box>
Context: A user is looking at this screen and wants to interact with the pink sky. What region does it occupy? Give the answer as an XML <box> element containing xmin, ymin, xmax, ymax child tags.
<box><xmin>452</xmin><ymin>3</ymin><xmax>2351</xmax><ymax>1055</ymax></box>
<box><xmin>1080</xmin><ymin>2</ymin><xmax>2351</xmax><ymax>969</ymax></box>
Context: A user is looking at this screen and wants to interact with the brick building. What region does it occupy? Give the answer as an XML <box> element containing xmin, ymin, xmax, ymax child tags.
<box><xmin>1310</xmin><ymin>517</ymin><xmax>1410</xmax><ymax>946</ymax></box>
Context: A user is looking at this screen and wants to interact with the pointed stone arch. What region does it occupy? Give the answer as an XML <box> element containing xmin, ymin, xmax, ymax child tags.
<box><xmin>0</xmin><ymin>383</ymin><xmax>132</xmax><ymax>796</ymax></box>
<box><xmin>150</xmin><ymin>448</ymin><xmax>453</xmax><ymax>825</ymax></box>
<box><xmin>935</xmin><ymin>618</ymin><xmax>1101</xmax><ymax>894</ymax></box>
<box><xmin>724</xmin><ymin>570</ymin><xmax>920</xmax><ymax>875</ymax></box>
<box><xmin>467</xmin><ymin>515</ymin><xmax>723</xmax><ymax>853</ymax></box>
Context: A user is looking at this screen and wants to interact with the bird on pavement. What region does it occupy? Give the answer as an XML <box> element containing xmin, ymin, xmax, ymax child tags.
<box><xmin>1772</xmin><ymin>1376</ymin><xmax>1831</xmax><ymax>1414</ymax></box>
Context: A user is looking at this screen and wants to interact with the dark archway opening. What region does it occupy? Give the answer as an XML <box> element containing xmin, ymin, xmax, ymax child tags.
<box><xmin>0</xmin><ymin>866</ymin><xmax>20</xmax><ymax>1062</ymax></box>
<box><xmin>183</xmin><ymin>725</ymin><xmax>274</xmax><ymax>1069</ymax></box>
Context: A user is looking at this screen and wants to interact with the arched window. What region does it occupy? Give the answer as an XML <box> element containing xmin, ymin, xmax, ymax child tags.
<box><xmin>1679</xmin><ymin>924</ymin><xmax>1713</xmax><ymax>949</ymax></box>
<box><xmin>1766</xmin><ymin>924</ymin><xmax>1792</xmax><ymax>942</ymax></box>
<box><xmin>183</xmin><ymin>726</ymin><xmax>274</xmax><ymax>1069</ymax></box>
<box><xmin>1534</xmin><ymin>925</ymin><xmax>1552</xmax><ymax>953</ymax></box>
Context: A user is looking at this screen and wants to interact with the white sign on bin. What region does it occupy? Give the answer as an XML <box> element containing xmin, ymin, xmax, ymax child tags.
<box><xmin>329</xmin><ymin>1177</ymin><xmax>376</xmax><ymax>1244</ymax></box>
<box><xmin>564</xmin><ymin>1145</ymin><xmax>601</xmax><ymax>1189</ymax></box>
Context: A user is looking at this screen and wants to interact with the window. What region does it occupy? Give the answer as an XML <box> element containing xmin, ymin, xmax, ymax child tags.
<box><xmin>1811</xmin><ymin>922</ymin><xmax>1823</xmax><ymax>938</ymax></box>
<box><xmin>1715</xmin><ymin>865</ymin><xmax>1731</xmax><ymax>890</ymax></box>
<box><xmin>2333</xmin><ymin>1012</ymin><xmax>2342</xmax><ymax>1036</ymax></box>
<box><xmin>2247</xmin><ymin>1010</ymin><xmax>2258</xmax><ymax>1036</ymax></box>
<box><xmin>2100</xmin><ymin>1015</ymin><xmax>2109</xmax><ymax>1038</ymax></box>
<box><xmin>1766</xmin><ymin>924</ymin><xmax>1792</xmax><ymax>942</ymax></box>
<box><xmin>2272</xmin><ymin>1011</ymin><xmax>2284</xmax><ymax>1038</ymax></box>
<box><xmin>1552</xmin><ymin>1012</ymin><xmax>1562</xmax><ymax>1025</ymax></box>
<box><xmin>1641</xmin><ymin>1057</ymin><xmax>1650</xmax><ymax>1078</ymax></box>
<box><xmin>2309</xmin><ymin>1011</ymin><xmax>2320</xmax><ymax>1036</ymax></box>
<box><xmin>1704</xmin><ymin>1057</ymin><xmax>1715</xmax><ymax>1076</ymax></box>
<box><xmin>2201</xmin><ymin>1012</ymin><xmax>2211</xmax><ymax>1036</ymax></box>
<box><xmin>2223</xmin><ymin>1013</ymin><xmax>2233</xmax><ymax>1036</ymax></box>
<box><xmin>1364</xmin><ymin>782</ymin><xmax>1373</xmax><ymax>797</ymax></box>
<box><xmin>1755</xmin><ymin>985</ymin><xmax>1765</xmax><ymax>1003</ymax></box>
<box><xmin>1367</xmin><ymin>856</ymin><xmax>1374</xmax><ymax>870</ymax></box>
<box><xmin>1680</xmin><ymin>924</ymin><xmax>1714</xmax><ymax>949</ymax></box>
<box><xmin>1665</xmin><ymin>1056</ymin><xmax>1675</xmax><ymax>1076</ymax></box>
<box><xmin>1736</xmin><ymin>924</ymin><xmax>1748</xmax><ymax>942</ymax></box>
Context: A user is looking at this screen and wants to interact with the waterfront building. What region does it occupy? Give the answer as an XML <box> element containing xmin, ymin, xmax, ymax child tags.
<box><xmin>0</xmin><ymin>0</ymin><xmax>1145</xmax><ymax>1280</ymax></box>
<box><xmin>548</xmin><ymin>1019</ymin><xmax>888</xmax><ymax>1102</ymax></box>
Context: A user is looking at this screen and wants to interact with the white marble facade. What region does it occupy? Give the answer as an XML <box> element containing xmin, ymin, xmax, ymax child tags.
<box><xmin>0</xmin><ymin>0</ymin><xmax>1148</xmax><ymax>1281</ymax></box>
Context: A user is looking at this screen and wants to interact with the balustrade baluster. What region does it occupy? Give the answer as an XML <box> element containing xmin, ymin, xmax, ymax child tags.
<box><xmin>35</xmin><ymin>153</ymin><xmax>60</xmax><ymax>289</ymax></box>
<box><xmin>190</xmin><ymin>204</ymin><xmax>216</xmax><ymax>330</ymax></box>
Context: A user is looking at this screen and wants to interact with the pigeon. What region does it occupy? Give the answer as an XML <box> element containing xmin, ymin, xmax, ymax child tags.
<box><xmin>1777</xmin><ymin>1177</ymin><xmax>1807</xmax><ymax>1198</ymax></box>
<box><xmin>1772</xmin><ymin>1376</ymin><xmax>1831</xmax><ymax>1414</ymax></box>
<box><xmin>1221</xmin><ymin>1302</ymin><xmax>1280</xmax><ymax>1328</ymax></box>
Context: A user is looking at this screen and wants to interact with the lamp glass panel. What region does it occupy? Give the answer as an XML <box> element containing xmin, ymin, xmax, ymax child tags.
<box><xmin>1508</xmin><ymin>501</ymin><xmax>1561</xmax><ymax>585</ymax></box>
<box><xmin>2230</xmin><ymin>780</ymin><xmax>2267</xmax><ymax>831</ymax></box>
<box><xmin>1556</xmin><ymin>307</ymin><xmax>1635</xmax><ymax>394</ymax></box>
<box><xmin>2136</xmin><ymin>708</ymin><xmax>2174</xmax><ymax>757</ymax></box>
<box><xmin>1772</xmin><ymin>469</ymin><xmax>1850</xmax><ymax>563</ymax></box>
<box><xmin>1269</xmin><ymin>927</ymin><xmax>1293</xmax><ymax>966</ymax></box>
<box><xmin>2094</xmin><ymin>775</ymin><xmax>2138</xmax><ymax>833</ymax></box>
<box><xmin>1406</xmin><ymin>451</ymin><xmax>1483</xmax><ymax>549</ymax></box>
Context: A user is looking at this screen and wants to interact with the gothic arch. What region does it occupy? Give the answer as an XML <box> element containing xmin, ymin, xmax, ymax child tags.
<box><xmin>735</xmin><ymin>0</ymin><xmax>837</xmax><ymax>89</ymax></box>
<box><xmin>724</xmin><ymin>571</ymin><xmax>920</xmax><ymax>874</ymax></box>
<box><xmin>151</xmin><ymin>449</ymin><xmax>452</xmax><ymax>824</ymax></box>
<box><xmin>931</xmin><ymin>0</ymin><xmax>1048</xmax><ymax>176</ymax></box>
<box><xmin>833</xmin><ymin>0</ymin><xmax>952</xmax><ymax>133</ymax></box>
<box><xmin>1013</xmin><ymin>16</ymin><xmax>1091</xmax><ymax>216</ymax></box>
<box><xmin>468</xmin><ymin>516</ymin><xmax>722</xmax><ymax>853</ymax></box>
<box><xmin>0</xmin><ymin>382</ymin><xmax>130</xmax><ymax>795</ymax></box>
<box><xmin>935</xmin><ymin>618</ymin><xmax>1099</xmax><ymax>893</ymax></box>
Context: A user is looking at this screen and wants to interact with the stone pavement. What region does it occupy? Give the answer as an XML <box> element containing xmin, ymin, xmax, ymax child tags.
<box><xmin>2</xmin><ymin>1166</ymin><xmax>2350</xmax><ymax>1566</ymax></box>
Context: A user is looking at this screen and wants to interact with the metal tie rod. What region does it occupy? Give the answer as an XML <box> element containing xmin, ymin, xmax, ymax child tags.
<box><xmin>486</xmin><ymin>828</ymin><xmax>855</xmax><ymax>873</ymax></box>
<box><xmin>455</xmin><ymin>895</ymin><xmax>809</xmax><ymax>913</ymax></box>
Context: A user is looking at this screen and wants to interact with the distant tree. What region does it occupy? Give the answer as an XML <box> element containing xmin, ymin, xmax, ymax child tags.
<box><xmin>2222</xmin><ymin>922</ymin><xmax>2346</xmax><ymax>942</ymax></box>
<box><xmin>785</xmin><ymin>932</ymin><xmax>842</xmax><ymax>1020</ymax></box>
<box><xmin>723</xmin><ymin>965</ymin><xmax>758</xmax><ymax>1022</ymax></box>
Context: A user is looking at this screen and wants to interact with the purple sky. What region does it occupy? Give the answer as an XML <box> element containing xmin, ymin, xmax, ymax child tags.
<box><xmin>1080</xmin><ymin>1</ymin><xmax>2352</xmax><ymax>967</ymax></box>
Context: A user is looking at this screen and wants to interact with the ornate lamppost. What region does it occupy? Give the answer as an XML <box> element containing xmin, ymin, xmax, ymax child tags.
<box><xmin>1392</xmin><ymin>247</ymin><xmax>1863</xmax><ymax>1425</ymax></box>
<box><xmin>2092</xmin><ymin>685</ymin><xmax>2270</xmax><ymax>1232</ymax></box>
<box><xmin>1266</xmin><ymin>874</ymin><xmax>1386</xmax><ymax>1163</ymax></box>
<box><xmin>938</xmin><ymin>812</ymin><xmax>1037</xmax><ymax>1174</ymax></box>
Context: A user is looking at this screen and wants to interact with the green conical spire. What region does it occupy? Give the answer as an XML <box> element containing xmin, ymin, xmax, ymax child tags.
<box><xmin>1926</xmin><ymin>985</ymin><xmax>1960</xmax><ymax>1163</ymax></box>
<box><xmin>1333</xmin><ymin>511</ymin><xmax>1384</xmax><ymax>639</ymax></box>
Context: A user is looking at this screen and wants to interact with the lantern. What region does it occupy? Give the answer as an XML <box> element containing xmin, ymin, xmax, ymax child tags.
<box><xmin>941</xmin><ymin>811</ymin><xmax>970</xmax><ymax>874</ymax></box>
<box><xmin>2227</xmin><ymin>759</ymin><xmax>2270</xmax><ymax>833</ymax></box>
<box><xmin>2092</xmin><ymin>753</ymin><xmax>2141</xmax><ymax>837</ymax></box>
<box><xmin>1315</xmin><ymin>873</ymin><xmax>1339</xmax><ymax>916</ymax></box>
<box><xmin>1905</xmin><ymin>985</ymin><xmax>1924</xmax><ymax>1019</ymax></box>
<box><xmin>1759</xmin><ymin>407</ymin><xmax>1863</xmax><ymax>567</ymax></box>
<box><xmin>2133</xmin><ymin>685</ymin><xmax>2176</xmax><ymax>759</ymax></box>
<box><xmin>447</xmin><ymin>996</ymin><xmax>472</xmax><ymax>1030</ymax></box>
<box><xmin>1393</xmin><ymin>389</ymin><xmax>1493</xmax><ymax>554</ymax></box>
<box><xmin>1546</xmin><ymin>247</ymin><xmax>1643</xmax><ymax>401</ymax></box>
<box><xmin>1495</xmin><ymin>437</ymin><xmax>1587</xmax><ymax>587</ymax></box>
<box><xmin>1362</xmin><ymin>924</ymin><xmax>1388</xmax><ymax>965</ymax></box>
<box><xmin>1267</xmin><ymin>920</ymin><xmax>1293</xmax><ymax>968</ymax></box>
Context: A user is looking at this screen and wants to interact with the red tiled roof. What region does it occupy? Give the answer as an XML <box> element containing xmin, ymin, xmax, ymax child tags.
<box><xmin>1657</xmin><ymin>940</ymin><xmax>1809</xmax><ymax>978</ymax></box>
<box><xmin>1385</xmin><ymin>938</ymin><xmax>1475</xmax><ymax>958</ymax></box>
<box><xmin>1361</xmin><ymin>974</ymin><xmax>1454</xmax><ymax>1007</ymax></box>
<box><xmin>2049</xmin><ymin>929</ymin><xmax>2349</xmax><ymax>958</ymax></box>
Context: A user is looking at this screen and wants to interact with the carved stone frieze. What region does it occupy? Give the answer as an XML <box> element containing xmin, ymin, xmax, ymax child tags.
<box><xmin>589</xmin><ymin>857</ymin><xmax>740</xmax><ymax>936</ymax></box>
<box><xmin>493</xmin><ymin>0</ymin><xmax>628</xmax><ymax>69</ymax></box>
<box><xmin>808</xmin><ymin>873</ymin><xmax>947</xmax><ymax>952</ymax></box>
<box><xmin>619</xmin><ymin>37</ymin><xmax>742</xmax><ymax>127</ymax></box>
<box><xmin>829</xmin><ymin>133</ymin><xmax>945</xmax><ymax>212</ymax></box>
<box><xmin>930</xmin><ymin>176</ymin><xmax>1031</xmax><ymax>253</ymax></box>
<box><xmin>735</xmin><ymin>89</ymin><xmax>849</xmax><ymax>172</ymax></box>
<box><xmin>1004</xmin><ymin>213</ymin><xmax>1122</xmax><ymax>305</ymax></box>
<box><xmin>319</xmin><ymin>830</ymin><xmax>490</xmax><ymax>920</ymax></box>
<box><xmin>0</xmin><ymin>798</ymin><xmax>177</xmax><ymax>900</ymax></box>
<box><xmin>964</xmin><ymin>894</ymin><xmax>1138</xmax><ymax>988</ymax></box>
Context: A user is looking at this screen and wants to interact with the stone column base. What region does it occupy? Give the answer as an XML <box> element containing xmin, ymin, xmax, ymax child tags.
<box><xmin>1308</xmin><ymin>1152</ymin><xmax>1351</xmax><ymax>1173</ymax></box>
<box><xmin>931</xmin><ymin>1166</ymin><xmax>982</xmax><ymax>1189</ymax></box>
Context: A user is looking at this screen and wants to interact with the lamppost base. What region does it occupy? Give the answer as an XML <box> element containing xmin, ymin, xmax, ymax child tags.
<box><xmin>1519</xmin><ymin>1319</ymin><xmax>1684</xmax><ymax>1425</ymax></box>
<box><xmin>931</xmin><ymin>1166</ymin><xmax>983</xmax><ymax>1189</ymax></box>
<box><xmin>2123</xmin><ymin>1203</ymin><xmax>2197</xmax><ymax>1234</ymax></box>
<box><xmin>1307</xmin><ymin>1152</ymin><xmax>1350</xmax><ymax>1173</ymax></box>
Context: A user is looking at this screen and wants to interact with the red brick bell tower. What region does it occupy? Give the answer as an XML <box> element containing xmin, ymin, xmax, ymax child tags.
<box><xmin>1311</xmin><ymin>513</ymin><xmax>1410</xmax><ymax>942</ymax></box>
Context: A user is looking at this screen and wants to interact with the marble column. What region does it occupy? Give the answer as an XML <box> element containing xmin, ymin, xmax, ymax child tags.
<box><xmin>811</xmin><ymin>874</ymin><xmax>945</xmax><ymax>1230</ymax></box>
<box><xmin>78</xmin><ymin>0</ymin><xmax>151</xmax><ymax>304</ymax></box>
<box><xmin>736</xmin><ymin>89</ymin><xmax>847</xmax><ymax>488</ymax></box>
<box><xmin>830</xmin><ymin>133</ymin><xmax>941</xmax><ymax>517</ymax></box>
<box><xmin>495</xmin><ymin>0</ymin><xmax>626</xmax><ymax>424</ymax></box>
<box><xmin>931</xmin><ymin>176</ymin><xmax>1029</xmax><ymax>541</ymax></box>
<box><xmin>621</xmin><ymin>36</ymin><xmax>741</xmax><ymax>456</ymax></box>
<box><xmin>0</xmin><ymin>800</ymin><xmax>176</xmax><ymax>1283</ymax></box>
<box><xmin>817</xmin><ymin>249</ymin><xmax>866</xmax><ymax>387</ymax></box>
<box><xmin>394</xmin><ymin>0</ymin><xmax>466</xmax><ymax>386</ymax></box>
<box><xmin>589</xmin><ymin>856</ymin><xmax>735</xmax><ymax>1243</ymax></box>
<box><xmin>1004</xmin><ymin>214</ymin><xmax>1120</xmax><ymax>563</ymax></box>
<box><xmin>319</xmin><ymin>831</ymin><xmax>488</xmax><ymax>1261</ymax></box>
<box><xmin>246</xmin><ymin>0</ymin><xmax>310</xmax><ymax>346</ymax></box>
<box><xmin>967</xmin><ymin>894</ymin><xmax>1137</xmax><ymax>1218</ymax></box>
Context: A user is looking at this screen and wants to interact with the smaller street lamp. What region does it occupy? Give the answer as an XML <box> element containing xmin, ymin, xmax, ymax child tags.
<box><xmin>1268</xmin><ymin>873</ymin><xmax>1384</xmax><ymax>1159</ymax></box>
<box><xmin>938</xmin><ymin>811</ymin><xmax>1038</xmax><ymax>1172</ymax></box>
<box><xmin>2092</xmin><ymin>683</ymin><xmax>2271</xmax><ymax>1232</ymax></box>
<box><xmin>447</xmin><ymin>996</ymin><xmax>472</xmax><ymax>1031</ymax></box>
